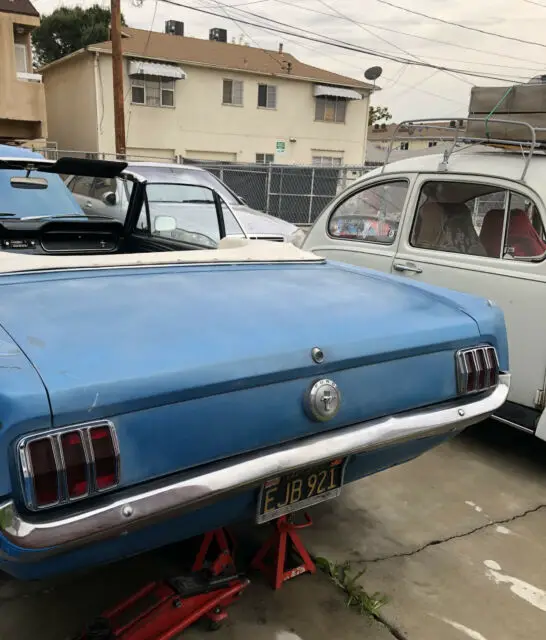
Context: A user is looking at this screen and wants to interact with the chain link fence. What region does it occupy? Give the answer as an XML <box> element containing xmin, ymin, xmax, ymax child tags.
<box><xmin>33</xmin><ymin>145</ymin><xmax>377</xmax><ymax>226</ymax></box>
<box><xmin>183</xmin><ymin>161</ymin><xmax>375</xmax><ymax>225</ymax></box>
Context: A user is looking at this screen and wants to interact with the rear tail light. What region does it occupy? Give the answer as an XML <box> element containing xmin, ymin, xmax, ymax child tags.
<box><xmin>90</xmin><ymin>425</ymin><xmax>118</xmax><ymax>491</ymax></box>
<box><xmin>27</xmin><ymin>438</ymin><xmax>60</xmax><ymax>507</ymax></box>
<box><xmin>19</xmin><ymin>421</ymin><xmax>119</xmax><ymax>511</ymax></box>
<box><xmin>61</xmin><ymin>431</ymin><xmax>89</xmax><ymax>499</ymax></box>
<box><xmin>456</xmin><ymin>345</ymin><xmax>499</xmax><ymax>395</ymax></box>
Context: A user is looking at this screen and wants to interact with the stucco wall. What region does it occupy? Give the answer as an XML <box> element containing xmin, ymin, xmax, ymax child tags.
<box><xmin>0</xmin><ymin>11</ymin><xmax>46</xmax><ymax>140</ymax></box>
<box><xmin>42</xmin><ymin>53</ymin><xmax>99</xmax><ymax>152</ymax></box>
<box><xmin>95</xmin><ymin>55</ymin><xmax>369</xmax><ymax>164</ymax></box>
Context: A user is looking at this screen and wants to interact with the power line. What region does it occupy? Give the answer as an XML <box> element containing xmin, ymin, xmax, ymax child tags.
<box><xmin>255</xmin><ymin>25</ymin><xmax>467</xmax><ymax>106</ymax></box>
<box><xmin>266</xmin><ymin>0</ymin><xmax>544</xmax><ymax>69</ymax></box>
<box><xmin>522</xmin><ymin>0</ymin><xmax>546</xmax><ymax>6</ymax></box>
<box><xmin>375</xmin><ymin>0</ymin><xmax>546</xmax><ymax>49</ymax></box>
<box><xmin>163</xmin><ymin>0</ymin><xmax>527</xmax><ymax>83</ymax></box>
<box><xmin>206</xmin><ymin>0</ymin><xmax>533</xmax><ymax>80</ymax></box>
<box><xmin>313</xmin><ymin>0</ymin><xmax>474</xmax><ymax>88</ymax></box>
<box><xmin>260</xmin><ymin>29</ymin><xmax>468</xmax><ymax>105</ymax></box>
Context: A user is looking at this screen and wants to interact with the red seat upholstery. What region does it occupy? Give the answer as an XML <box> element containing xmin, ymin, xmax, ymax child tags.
<box><xmin>479</xmin><ymin>209</ymin><xmax>504</xmax><ymax>257</ymax></box>
<box><xmin>508</xmin><ymin>209</ymin><xmax>546</xmax><ymax>257</ymax></box>
<box><xmin>480</xmin><ymin>208</ymin><xmax>546</xmax><ymax>258</ymax></box>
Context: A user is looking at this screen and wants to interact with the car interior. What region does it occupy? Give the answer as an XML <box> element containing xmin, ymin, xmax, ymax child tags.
<box><xmin>0</xmin><ymin>157</ymin><xmax>231</xmax><ymax>256</ymax></box>
<box><xmin>413</xmin><ymin>181</ymin><xmax>546</xmax><ymax>260</ymax></box>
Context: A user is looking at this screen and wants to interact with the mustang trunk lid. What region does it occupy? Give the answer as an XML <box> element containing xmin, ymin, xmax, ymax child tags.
<box><xmin>0</xmin><ymin>262</ymin><xmax>481</xmax><ymax>484</ymax></box>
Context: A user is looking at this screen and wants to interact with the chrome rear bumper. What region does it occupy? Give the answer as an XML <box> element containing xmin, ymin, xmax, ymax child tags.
<box><xmin>0</xmin><ymin>374</ymin><xmax>509</xmax><ymax>560</ymax></box>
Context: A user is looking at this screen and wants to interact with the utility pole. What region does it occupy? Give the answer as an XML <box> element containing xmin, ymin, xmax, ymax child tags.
<box><xmin>111</xmin><ymin>0</ymin><xmax>126</xmax><ymax>158</ymax></box>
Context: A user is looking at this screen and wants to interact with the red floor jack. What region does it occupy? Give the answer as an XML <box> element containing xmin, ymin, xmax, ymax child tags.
<box><xmin>75</xmin><ymin>529</ymin><xmax>249</xmax><ymax>640</ymax></box>
<box><xmin>252</xmin><ymin>512</ymin><xmax>316</xmax><ymax>590</ymax></box>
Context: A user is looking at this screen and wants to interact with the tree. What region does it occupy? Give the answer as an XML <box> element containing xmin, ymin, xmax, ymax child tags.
<box><xmin>32</xmin><ymin>5</ymin><xmax>127</xmax><ymax>67</ymax></box>
<box><xmin>368</xmin><ymin>105</ymin><xmax>392</xmax><ymax>126</ymax></box>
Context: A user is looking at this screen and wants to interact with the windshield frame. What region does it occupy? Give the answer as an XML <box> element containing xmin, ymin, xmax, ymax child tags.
<box><xmin>141</xmin><ymin>180</ymin><xmax>248</xmax><ymax>241</ymax></box>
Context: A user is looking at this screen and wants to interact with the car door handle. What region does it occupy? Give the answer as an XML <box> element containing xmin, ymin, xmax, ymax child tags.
<box><xmin>393</xmin><ymin>262</ymin><xmax>423</xmax><ymax>274</ymax></box>
<box><xmin>85</xmin><ymin>201</ymin><xmax>93</xmax><ymax>208</ymax></box>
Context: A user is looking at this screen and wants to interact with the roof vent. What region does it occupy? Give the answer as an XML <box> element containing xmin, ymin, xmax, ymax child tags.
<box><xmin>165</xmin><ymin>20</ymin><xmax>184</xmax><ymax>36</ymax></box>
<box><xmin>210</xmin><ymin>28</ymin><xmax>227</xmax><ymax>43</ymax></box>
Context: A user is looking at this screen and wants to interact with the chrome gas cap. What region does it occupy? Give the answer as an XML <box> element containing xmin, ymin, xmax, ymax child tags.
<box><xmin>304</xmin><ymin>379</ymin><xmax>341</xmax><ymax>422</ymax></box>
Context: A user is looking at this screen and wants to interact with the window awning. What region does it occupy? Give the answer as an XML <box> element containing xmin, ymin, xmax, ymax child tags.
<box><xmin>314</xmin><ymin>84</ymin><xmax>363</xmax><ymax>100</ymax></box>
<box><xmin>128</xmin><ymin>60</ymin><xmax>186</xmax><ymax>80</ymax></box>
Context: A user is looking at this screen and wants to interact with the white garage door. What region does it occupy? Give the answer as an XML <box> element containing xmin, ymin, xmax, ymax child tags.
<box><xmin>184</xmin><ymin>150</ymin><xmax>237</xmax><ymax>162</ymax></box>
<box><xmin>126</xmin><ymin>147</ymin><xmax>175</xmax><ymax>162</ymax></box>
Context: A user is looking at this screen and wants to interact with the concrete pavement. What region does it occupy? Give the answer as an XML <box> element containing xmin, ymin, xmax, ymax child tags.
<box><xmin>1</xmin><ymin>420</ymin><xmax>545</xmax><ymax>639</ymax></box>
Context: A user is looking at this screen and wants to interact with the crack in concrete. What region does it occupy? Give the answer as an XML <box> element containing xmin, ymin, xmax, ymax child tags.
<box><xmin>327</xmin><ymin>503</ymin><xmax>546</xmax><ymax>640</ymax></box>
<box><xmin>356</xmin><ymin>503</ymin><xmax>546</xmax><ymax>565</ymax></box>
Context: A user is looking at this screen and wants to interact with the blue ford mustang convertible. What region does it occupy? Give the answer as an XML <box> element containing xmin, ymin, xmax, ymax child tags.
<box><xmin>0</xmin><ymin>153</ymin><xmax>509</xmax><ymax>580</ymax></box>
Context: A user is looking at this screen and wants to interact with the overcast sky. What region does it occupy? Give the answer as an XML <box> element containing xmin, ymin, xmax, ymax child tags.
<box><xmin>34</xmin><ymin>0</ymin><xmax>546</xmax><ymax>122</ymax></box>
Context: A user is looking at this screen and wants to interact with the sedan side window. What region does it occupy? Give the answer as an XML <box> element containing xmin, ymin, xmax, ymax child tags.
<box><xmin>328</xmin><ymin>180</ymin><xmax>408</xmax><ymax>244</ymax></box>
<box><xmin>70</xmin><ymin>176</ymin><xmax>94</xmax><ymax>197</ymax></box>
<box><xmin>412</xmin><ymin>180</ymin><xmax>546</xmax><ymax>260</ymax></box>
<box><xmin>138</xmin><ymin>183</ymin><xmax>224</xmax><ymax>249</ymax></box>
<box><xmin>91</xmin><ymin>177</ymin><xmax>118</xmax><ymax>202</ymax></box>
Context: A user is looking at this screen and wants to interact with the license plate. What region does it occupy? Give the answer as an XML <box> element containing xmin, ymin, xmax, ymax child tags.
<box><xmin>256</xmin><ymin>458</ymin><xmax>346</xmax><ymax>524</ymax></box>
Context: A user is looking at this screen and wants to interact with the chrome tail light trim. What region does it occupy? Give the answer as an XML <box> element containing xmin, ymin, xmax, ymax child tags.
<box><xmin>456</xmin><ymin>345</ymin><xmax>499</xmax><ymax>395</ymax></box>
<box><xmin>17</xmin><ymin>420</ymin><xmax>119</xmax><ymax>512</ymax></box>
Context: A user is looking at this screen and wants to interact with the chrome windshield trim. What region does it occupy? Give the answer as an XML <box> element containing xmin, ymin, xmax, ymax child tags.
<box><xmin>0</xmin><ymin>374</ymin><xmax>509</xmax><ymax>559</ymax></box>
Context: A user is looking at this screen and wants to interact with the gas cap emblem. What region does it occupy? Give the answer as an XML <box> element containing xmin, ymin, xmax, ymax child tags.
<box><xmin>304</xmin><ymin>379</ymin><xmax>341</xmax><ymax>422</ymax></box>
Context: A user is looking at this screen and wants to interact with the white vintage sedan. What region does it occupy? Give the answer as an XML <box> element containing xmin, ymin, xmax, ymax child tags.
<box><xmin>303</xmin><ymin>119</ymin><xmax>546</xmax><ymax>440</ymax></box>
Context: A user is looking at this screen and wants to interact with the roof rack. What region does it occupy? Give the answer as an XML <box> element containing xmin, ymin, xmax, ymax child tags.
<box><xmin>381</xmin><ymin>117</ymin><xmax>546</xmax><ymax>180</ymax></box>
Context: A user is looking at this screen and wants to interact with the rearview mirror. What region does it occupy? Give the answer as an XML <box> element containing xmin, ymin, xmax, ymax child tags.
<box><xmin>154</xmin><ymin>215</ymin><xmax>177</xmax><ymax>232</ymax></box>
<box><xmin>10</xmin><ymin>176</ymin><xmax>48</xmax><ymax>190</ymax></box>
<box><xmin>102</xmin><ymin>191</ymin><xmax>117</xmax><ymax>206</ymax></box>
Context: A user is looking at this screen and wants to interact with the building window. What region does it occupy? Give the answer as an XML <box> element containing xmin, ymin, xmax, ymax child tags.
<box><xmin>400</xmin><ymin>141</ymin><xmax>409</xmax><ymax>151</ymax></box>
<box><xmin>256</xmin><ymin>153</ymin><xmax>274</xmax><ymax>164</ymax></box>
<box><xmin>223</xmin><ymin>79</ymin><xmax>244</xmax><ymax>105</ymax></box>
<box><xmin>258</xmin><ymin>84</ymin><xmax>277</xmax><ymax>109</ymax></box>
<box><xmin>428</xmin><ymin>141</ymin><xmax>438</xmax><ymax>148</ymax></box>
<box><xmin>315</xmin><ymin>96</ymin><xmax>347</xmax><ymax>123</ymax></box>
<box><xmin>131</xmin><ymin>77</ymin><xmax>175</xmax><ymax>107</ymax></box>
<box><xmin>14</xmin><ymin>42</ymin><xmax>28</xmax><ymax>73</ymax></box>
<box><xmin>161</xmin><ymin>79</ymin><xmax>175</xmax><ymax>106</ymax></box>
<box><xmin>312</xmin><ymin>156</ymin><xmax>343</xmax><ymax>167</ymax></box>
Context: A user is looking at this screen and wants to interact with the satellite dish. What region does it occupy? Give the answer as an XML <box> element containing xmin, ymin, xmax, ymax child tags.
<box><xmin>365</xmin><ymin>66</ymin><xmax>383</xmax><ymax>81</ymax></box>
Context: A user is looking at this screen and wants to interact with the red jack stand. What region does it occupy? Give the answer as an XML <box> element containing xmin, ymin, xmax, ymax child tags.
<box><xmin>192</xmin><ymin>527</ymin><xmax>236</xmax><ymax>575</ymax></box>
<box><xmin>251</xmin><ymin>513</ymin><xmax>316</xmax><ymax>590</ymax></box>
<box><xmin>74</xmin><ymin>528</ymin><xmax>249</xmax><ymax>640</ymax></box>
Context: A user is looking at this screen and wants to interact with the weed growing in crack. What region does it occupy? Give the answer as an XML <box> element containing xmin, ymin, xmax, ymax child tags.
<box><xmin>315</xmin><ymin>556</ymin><xmax>388</xmax><ymax>619</ymax></box>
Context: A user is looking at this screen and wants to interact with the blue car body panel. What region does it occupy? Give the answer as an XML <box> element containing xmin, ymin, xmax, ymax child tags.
<box><xmin>0</xmin><ymin>258</ymin><xmax>509</xmax><ymax>579</ymax></box>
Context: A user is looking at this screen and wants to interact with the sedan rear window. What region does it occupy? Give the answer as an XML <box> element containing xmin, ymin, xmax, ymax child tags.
<box><xmin>128</xmin><ymin>166</ymin><xmax>240</xmax><ymax>206</ymax></box>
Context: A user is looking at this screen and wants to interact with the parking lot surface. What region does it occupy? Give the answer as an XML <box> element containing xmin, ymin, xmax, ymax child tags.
<box><xmin>1</xmin><ymin>420</ymin><xmax>545</xmax><ymax>640</ymax></box>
